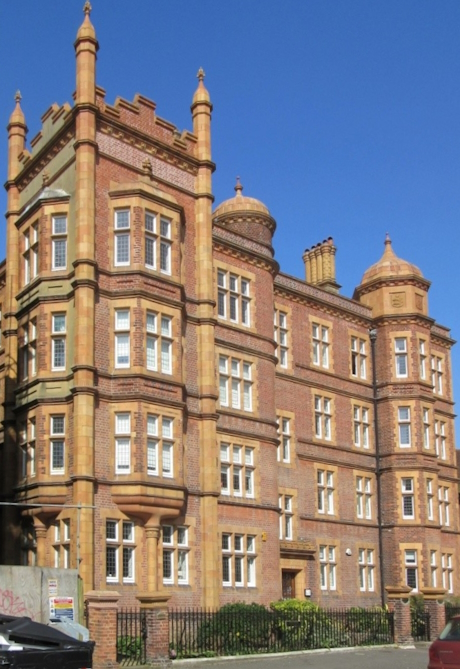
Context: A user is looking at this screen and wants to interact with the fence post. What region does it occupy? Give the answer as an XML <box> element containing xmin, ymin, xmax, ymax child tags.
<box><xmin>385</xmin><ymin>585</ymin><xmax>413</xmax><ymax>646</ymax></box>
<box><xmin>420</xmin><ymin>587</ymin><xmax>447</xmax><ymax>641</ymax></box>
<box><xmin>85</xmin><ymin>590</ymin><xmax>120</xmax><ymax>667</ymax></box>
<box><xmin>137</xmin><ymin>592</ymin><xmax>171</xmax><ymax>667</ymax></box>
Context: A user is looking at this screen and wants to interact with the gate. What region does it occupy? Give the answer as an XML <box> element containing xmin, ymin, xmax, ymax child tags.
<box><xmin>117</xmin><ymin>608</ymin><xmax>147</xmax><ymax>665</ymax></box>
<box><xmin>411</xmin><ymin>606</ymin><xmax>430</xmax><ymax>641</ymax></box>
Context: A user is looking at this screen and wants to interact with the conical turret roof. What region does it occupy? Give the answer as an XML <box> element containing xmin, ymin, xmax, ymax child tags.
<box><xmin>360</xmin><ymin>234</ymin><xmax>423</xmax><ymax>285</ymax></box>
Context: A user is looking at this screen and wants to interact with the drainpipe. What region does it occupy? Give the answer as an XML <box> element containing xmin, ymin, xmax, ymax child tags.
<box><xmin>369</xmin><ymin>328</ymin><xmax>385</xmax><ymax>607</ymax></box>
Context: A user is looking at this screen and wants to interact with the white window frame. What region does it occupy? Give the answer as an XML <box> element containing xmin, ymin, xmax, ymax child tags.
<box><xmin>217</xmin><ymin>270</ymin><xmax>251</xmax><ymax>326</ymax></box>
<box><xmin>114</xmin><ymin>209</ymin><xmax>130</xmax><ymax>266</ymax></box>
<box><xmin>395</xmin><ymin>337</ymin><xmax>408</xmax><ymax>378</ymax></box>
<box><xmin>115</xmin><ymin>309</ymin><xmax>130</xmax><ymax>369</ymax></box>
<box><xmin>159</xmin><ymin>216</ymin><xmax>172</xmax><ymax>275</ymax></box>
<box><xmin>274</xmin><ymin>310</ymin><xmax>288</xmax><ymax>368</ymax></box>
<box><xmin>115</xmin><ymin>413</ymin><xmax>131</xmax><ymax>474</ymax></box>
<box><xmin>51</xmin><ymin>314</ymin><xmax>66</xmax><ymax>371</ymax></box>
<box><xmin>317</xmin><ymin>470</ymin><xmax>334</xmax><ymax>515</ymax></box>
<box><xmin>319</xmin><ymin>544</ymin><xmax>336</xmax><ymax>591</ymax></box>
<box><xmin>51</xmin><ymin>215</ymin><xmax>67</xmax><ymax>271</ymax></box>
<box><xmin>351</xmin><ymin>336</ymin><xmax>367</xmax><ymax>379</ymax></box>
<box><xmin>405</xmin><ymin>549</ymin><xmax>418</xmax><ymax>591</ymax></box>
<box><xmin>419</xmin><ymin>340</ymin><xmax>427</xmax><ymax>379</ymax></box>
<box><xmin>277</xmin><ymin>417</ymin><xmax>291</xmax><ymax>463</ymax></box>
<box><xmin>358</xmin><ymin>548</ymin><xmax>375</xmax><ymax>592</ymax></box>
<box><xmin>312</xmin><ymin>323</ymin><xmax>329</xmax><ymax>369</ymax></box>
<box><xmin>398</xmin><ymin>406</ymin><xmax>411</xmax><ymax>448</ymax></box>
<box><xmin>401</xmin><ymin>478</ymin><xmax>415</xmax><ymax>519</ymax></box>
<box><xmin>219</xmin><ymin>355</ymin><xmax>253</xmax><ymax>412</ymax></box>
<box><xmin>145</xmin><ymin>211</ymin><xmax>157</xmax><ymax>269</ymax></box>
<box><xmin>314</xmin><ymin>396</ymin><xmax>332</xmax><ymax>440</ymax></box>
<box><xmin>50</xmin><ymin>415</ymin><xmax>65</xmax><ymax>474</ymax></box>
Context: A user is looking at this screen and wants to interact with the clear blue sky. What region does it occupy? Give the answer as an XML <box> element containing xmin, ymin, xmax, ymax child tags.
<box><xmin>1</xmin><ymin>1</ymin><xmax>460</xmax><ymax>437</ymax></box>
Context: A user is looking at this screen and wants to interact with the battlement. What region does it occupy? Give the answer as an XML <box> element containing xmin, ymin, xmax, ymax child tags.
<box><xmin>23</xmin><ymin>102</ymin><xmax>73</xmax><ymax>163</ymax></box>
<box><xmin>94</xmin><ymin>87</ymin><xmax>196</xmax><ymax>154</ymax></box>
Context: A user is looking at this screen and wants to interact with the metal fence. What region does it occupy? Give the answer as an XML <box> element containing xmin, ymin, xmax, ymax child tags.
<box><xmin>410</xmin><ymin>606</ymin><xmax>430</xmax><ymax>642</ymax></box>
<box><xmin>169</xmin><ymin>606</ymin><xmax>394</xmax><ymax>658</ymax></box>
<box><xmin>446</xmin><ymin>604</ymin><xmax>460</xmax><ymax>622</ymax></box>
<box><xmin>116</xmin><ymin>608</ymin><xmax>147</xmax><ymax>665</ymax></box>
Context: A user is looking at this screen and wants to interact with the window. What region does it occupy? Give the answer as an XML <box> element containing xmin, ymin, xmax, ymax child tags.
<box><xmin>356</xmin><ymin>476</ymin><xmax>372</xmax><ymax>519</ymax></box>
<box><xmin>146</xmin><ymin>311</ymin><xmax>172</xmax><ymax>374</ymax></box>
<box><xmin>274</xmin><ymin>310</ymin><xmax>288</xmax><ymax>367</ymax></box>
<box><xmin>353</xmin><ymin>406</ymin><xmax>369</xmax><ymax>448</ymax></box>
<box><xmin>314</xmin><ymin>395</ymin><xmax>331</xmax><ymax>440</ymax></box>
<box><xmin>217</xmin><ymin>270</ymin><xmax>250</xmax><ymax>326</ymax></box>
<box><xmin>19</xmin><ymin>424</ymin><xmax>27</xmax><ymax>479</ymax></box>
<box><xmin>431</xmin><ymin>355</ymin><xmax>443</xmax><ymax>395</ymax></box>
<box><xmin>115</xmin><ymin>413</ymin><xmax>131</xmax><ymax>474</ymax></box>
<box><xmin>423</xmin><ymin>409</ymin><xmax>430</xmax><ymax>450</ymax></box>
<box><xmin>419</xmin><ymin>340</ymin><xmax>427</xmax><ymax>379</ymax></box>
<box><xmin>159</xmin><ymin>217</ymin><xmax>172</xmax><ymax>274</ymax></box>
<box><xmin>439</xmin><ymin>486</ymin><xmax>450</xmax><ymax>527</ymax></box>
<box><xmin>401</xmin><ymin>478</ymin><xmax>415</xmax><ymax>519</ymax></box>
<box><xmin>219</xmin><ymin>356</ymin><xmax>252</xmax><ymax>411</ymax></box>
<box><xmin>277</xmin><ymin>417</ymin><xmax>291</xmax><ymax>463</ymax></box>
<box><xmin>162</xmin><ymin>525</ymin><xmax>189</xmax><ymax>585</ymax></box>
<box><xmin>21</xmin><ymin>319</ymin><xmax>37</xmax><ymax>380</ymax></box>
<box><xmin>435</xmin><ymin>419</ymin><xmax>446</xmax><ymax>460</ymax></box>
<box><xmin>52</xmin><ymin>216</ymin><xmax>67</xmax><ymax>270</ymax></box>
<box><xmin>50</xmin><ymin>415</ymin><xmax>65</xmax><ymax>474</ymax></box>
<box><xmin>51</xmin><ymin>314</ymin><xmax>66</xmax><ymax>371</ymax></box>
<box><xmin>115</xmin><ymin>309</ymin><xmax>130</xmax><ymax>368</ymax></box>
<box><xmin>222</xmin><ymin>533</ymin><xmax>256</xmax><ymax>587</ymax></box>
<box><xmin>106</xmin><ymin>519</ymin><xmax>135</xmax><ymax>583</ymax></box>
<box><xmin>395</xmin><ymin>337</ymin><xmax>408</xmax><ymax>378</ymax></box>
<box><xmin>21</xmin><ymin>418</ymin><xmax>36</xmax><ymax>478</ymax></box>
<box><xmin>114</xmin><ymin>209</ymin><xmax>130</xmax><ymax>266</ymax></box>
<box><xmin>319</xmin><ymin>545</ymin><xmax>336</xmax><ymax>590</ymax></box>
<box><xmin>317</xmin><ymin>470</ymin><xmax>334</xmax><ymax>515</ymax></box>
<box><xmin>351</xmin><ymin>337</ymin><xmax>367</xmax><ymax>379</ymax></box>
<box><xmin>23</xmin><ymin>223</ymin><xmax>38</xmax><ymax>285</ymax></box>
<box><xmin>426</xmin><ymin>479</ymin><xmax>434</xmax><ymax>521</ymax></box>
<box><xmin>220</xmin><ymin>444</ymin><xmax>254</xmax><ymax>498</ymax></box>
<box><xmin>398</xmin><ymin>407</ymin><xmax>411</xmax><ymax>447</ymax></box>
<box><xmin>405</xmin><ymin>549</ymin><xmax>418</xmax><ymax>590</ymax></box>
<box><xmin>430</xmin><ymin>550</ymin><xmax>438</xmax><ymax>587</ymax></box>
<box><xmin>442</xmin><ymin>554</ymin><xmax>454</xmax><ymax>594</ymax></box>
<box><xmin>53</xmin><ymin>519</ymin><xmax>71</xmax><ymax>569</ymax></box>
<box><xmin>312</xmin><ymin>323</ymin><xmax>329</xmax><ymax>368</ymax></box>
<box><xmin>358</xmin><ymin>548</ymin><xmax>374</xmax><ymax>591</ymax></box>
<box><xmin>146</xmin><ymin>414</ymin><xmax>174</xmax><ymax>478</ymax></box>
<box><xmin>144</xmin><ymin>212</ymin><xmax>173</xmax><ymax>273</ymax></box>
<box><xmin>279</xmin><ymin>495</ymin><xmax>293</xmax><ymax>540</ymax></box>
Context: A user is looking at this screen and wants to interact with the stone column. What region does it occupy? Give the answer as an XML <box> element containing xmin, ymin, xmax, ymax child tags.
<box><xmin>421</xmin><ymin>587</ymin><xmax>447</xmax><ymax>641</ymax></box>
<box><xmin>34</xmin><ymin>520</ymin><xmax>48</xmax><ymax>566</ymax></box>
<box><xmin>386</xmin><ymin>585</ymin><xmax>414</xmax><ymax>646</ymax></box>
<box><xmin>137</xmin><ymin>593</ymin><xmax>171</xmax><ymax>666</ymax></box>
<box><xmin>85</xmin><ymin>590</ymin><xmax>119</xmax><ymax>668</ymax></box>
<box><xmin>145</xmin><ymin>524</ymin><xmax>161</xmax><ymax>592</ymax></box>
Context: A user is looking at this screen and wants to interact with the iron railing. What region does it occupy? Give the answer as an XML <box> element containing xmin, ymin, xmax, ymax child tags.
<box><xmin>117</xmin><ymin>607</ymin><xmax>147</xmax><ymax>665</ymax></box>
<box><xmin>411</xmin><ymin>607</ymin><xmax>430</xmax><ymax>641</ymax></box>
<box><xmin>169</xmin><ymin>607</ymin><xmax>394</xmax><ymax>658</ymax></box>
<box><xmin>446</xmin><ymin>604</ymin><xmax>460</xmax><ymax>622</ymax></box>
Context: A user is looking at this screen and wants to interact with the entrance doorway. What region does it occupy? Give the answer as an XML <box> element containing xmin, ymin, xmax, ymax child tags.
<box><xmin>282</xmin><ymin>570</ymin><xmax>297</xmax><ymax>599</ymax></box>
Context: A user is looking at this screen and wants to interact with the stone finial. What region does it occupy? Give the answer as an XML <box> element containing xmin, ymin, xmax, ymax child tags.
<box><xmin>42</xmin><ymin>170</ymin><xmax>50</xmax><ymax>187</ymax></box>
<box><xmin>234</xmin><ymin>176</ymin><xmax>243</xmax><ymax>196</ymax></box>
<box><xmin>15</xmin><ymin>90</ymin><xmax>22</xmax><ymax>105</ymax></box>
<box><xmin>385</xmin><ymin>232</ymin><xmax>391</xmax><ymax>246</ymax></box>
<box><xmin>83</xmin><ymin>1</ymin><xmax>92</xmax><ymax>15</ymax></box>
<box><xmin>197</xmin><ymin>68</ymin><xmax>205</xmax><ymax>82</ymax></box>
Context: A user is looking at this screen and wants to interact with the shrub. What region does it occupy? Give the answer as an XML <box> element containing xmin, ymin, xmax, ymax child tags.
<box><xmin>196</xmin><ymin>602</ymin><xmax>273</xmax><ymax>655</ymax></box>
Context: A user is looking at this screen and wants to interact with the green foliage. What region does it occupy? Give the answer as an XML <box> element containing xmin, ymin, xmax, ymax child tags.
<box><xmin>117</xmin><ymin>635</ymin><xmax>143</xmax><ymax>661</ymax></box>
<box><xmin>410</xmin><ymin>595</ymin><xmax>429</xmax><ymax>640</ymax></box>
<box><xmin>195</xmin><ymin>602</ymin><xmax>273</xmax><ymax>656</ymax></box>
<box><xmin>271</xmin><ymin>599</ymin><xmax>345</xmax><ymax>649</ymax></box>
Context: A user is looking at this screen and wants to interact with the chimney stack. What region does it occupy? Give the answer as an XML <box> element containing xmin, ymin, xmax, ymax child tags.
<box><xmin>302</xmin><ymin>237</ymin><xmax>341</xmax><ymax>293</ymax></box>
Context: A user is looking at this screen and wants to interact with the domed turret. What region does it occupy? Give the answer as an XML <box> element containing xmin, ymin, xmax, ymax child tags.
<box><xmin>360</xmin><ymin>233</ymin><xmax>423</xmax><ymax>284</ymax></box>
<box><xmin>213</xmin><ymin>178</ymin><xmax>276</xmax><ymax>248</ymax></box>
<box><xmin>354</xmin><ymin>234</ymin><xmax>430</xmax><ymax>317</ymax></box>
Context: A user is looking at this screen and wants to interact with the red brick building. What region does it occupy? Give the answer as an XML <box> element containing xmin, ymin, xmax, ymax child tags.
<box><xmin>0</xmin><ymin>6</ymin><xmax>458</xmax><ymax>608</ymax></box>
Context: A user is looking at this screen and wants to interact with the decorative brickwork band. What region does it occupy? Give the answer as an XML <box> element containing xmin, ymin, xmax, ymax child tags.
<box><xmin>137</xmin><ymin>592</ymin><xmax>171</xmax><ymax>666</ymax></box>
<box><xmin>421</xmin><ymin>587</ymin><xmax>447</xmax><ymax>641</ymax></box>
<box><xmin>85</xmin><ymin>590</ymin><xmax>120</xmax><ymax>667</ymax></box>
<box><xmin>385</xmin><ymin>585</ymin><xmax>414</xmax><ymax>646</ymax></box>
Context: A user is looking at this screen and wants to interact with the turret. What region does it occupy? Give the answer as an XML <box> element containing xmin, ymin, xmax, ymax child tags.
<box><xmin>7</xmin><ymin>91</ymin><xmax>27</xmax><ymax>181</ymax></box>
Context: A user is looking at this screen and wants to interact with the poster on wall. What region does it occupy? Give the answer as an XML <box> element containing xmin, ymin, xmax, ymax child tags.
<box><xmin>49</xmin><ymin>596</ymin><xmax>74</xmax><ymax>621</ymax></box>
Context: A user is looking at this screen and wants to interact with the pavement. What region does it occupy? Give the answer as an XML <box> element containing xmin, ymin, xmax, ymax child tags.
<box><xmin>174</xmin><ymin>644</ymin><xmax>430</xmax><ymax>669</ymax></box>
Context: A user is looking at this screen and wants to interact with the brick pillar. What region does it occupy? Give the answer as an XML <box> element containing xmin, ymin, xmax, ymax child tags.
<box><xmin>137</xmin><ymin>593</ymin><xmax>171</xmax><ymax>667</ymax></box>
<box><xmin>85</xmin><ymin>590</ymin><xmax>119</xmax><ymax>668</ymax></box>
<box><xmin>386</xmin><ymin>585</ymin><xmax>414</xmax><ymax>646</ymax></box>
<box><xmin>421</xmin><ymin>587</ymin><xmax>447</xmax><ymax>641</ymax></box>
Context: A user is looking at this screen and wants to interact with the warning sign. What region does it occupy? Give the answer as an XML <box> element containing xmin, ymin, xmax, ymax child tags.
<box><xmin>49</xmin><ymin>596</ymin><xmax>74</xmax><ymax>621</ymax></box>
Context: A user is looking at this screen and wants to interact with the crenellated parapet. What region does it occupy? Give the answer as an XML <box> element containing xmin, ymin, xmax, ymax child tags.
<box><xmin>94</xmin><ymin>86</ymin><xmax>197</xmax><ymax>155</ymax></box>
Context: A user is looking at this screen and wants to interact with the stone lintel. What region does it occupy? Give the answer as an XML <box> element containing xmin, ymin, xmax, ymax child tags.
<box><xmin>385</xmin><ymin>584</ymin><xmax>412</xmax><ymax>600</ymax></box>
<box><xmin>85</xmin><ymin>590</ymin><xmax>120</xmax><ymax>607</ymax></box>
<box><xmin>420</xmin><ymin>587</ymin><xmax>447</xmax><ymax>601</ymax></box>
